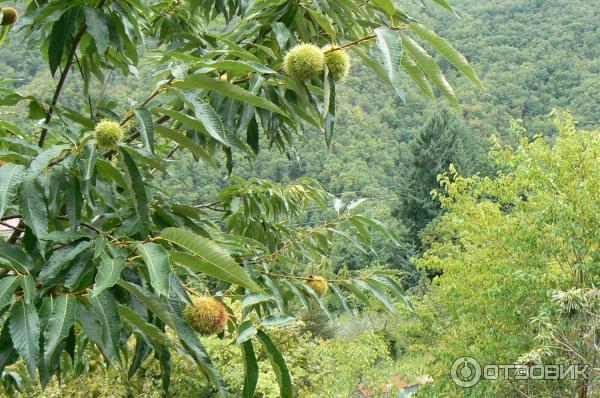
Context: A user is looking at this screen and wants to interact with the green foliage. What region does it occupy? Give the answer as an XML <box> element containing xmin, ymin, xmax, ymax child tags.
<box><xmin>2</xmin><ymin>321</ymin><xmax>408</xmax><ymax>397</ymax></box>
<box><xmin>0</xmin><ymin>0</ymin><xmax>475</xmax><ymax>394</ymax></box>
<box><xmin>412</xmin><ymin>113</ymin><xmax>600</xmax><ymax>396</ymax></box>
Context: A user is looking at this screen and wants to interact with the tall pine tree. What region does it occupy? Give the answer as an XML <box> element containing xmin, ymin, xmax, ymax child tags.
<box><xmin>395</xmin><ymin>108</ymin><xmax>492</xmax><ymax>249</ymax></box>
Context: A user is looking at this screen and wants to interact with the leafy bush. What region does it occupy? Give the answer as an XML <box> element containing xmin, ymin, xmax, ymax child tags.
<box><xmin>413</xmin><ymin>112</ymin><xmax>600</xmax><ymax>396</ymax></box>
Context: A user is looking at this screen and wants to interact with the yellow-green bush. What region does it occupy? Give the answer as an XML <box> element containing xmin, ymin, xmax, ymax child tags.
<box><xmin>4</xmin><ymin>321</ymin><xmax>413</xmax><ymax>397</ymax></box>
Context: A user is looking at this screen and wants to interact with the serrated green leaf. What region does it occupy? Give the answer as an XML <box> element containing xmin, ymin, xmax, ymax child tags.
<box><xmin>117</xmin><ymin>304</ymin><xmax>172</xmax><ymax>347</ymax></box>
<box><xmin>163</xmin><ymin>228</ymin><xmax>263</xmax><ymax>293</ymax></box>
<box><xmin>91</xmin><ymin>254</ymin><xmax>125</xmax><ymax>297</ymax></box>
<box><xmin>154</xmin><ymin>125</ymin><xmax>217</xmax><ymax>169</ymax></box>
<box><xmin>330</xmin><ymin>284</ymin><xmax>355</xmax><ymax>321</ymax></box>
<box><xmin>0</xmin><ymin>276</ymin><xmax>19</xmax><ymax>312</ymax></box>
<box><xmin>65</xmin><ymin>174</ymin><xmax>82</xmax><ymax>230</ymax></box>
<box><xmin>282</xmin><ymin>280</ymin><xmax>309</xmax><ymax>311</ymax></box>
<box><xmin>90</xmin><ymin>291</ymin><xmax>121</xmax><ymax>362</ymax></box>
<box><xmin>354</xmin><ymin>279</ymin><xmax>398</xmax><ymax>314</ymax></box>
<box><xmin>374</xmin><ymin>27</ymin><xmax>405</xmax><ymax>101</ymax></box>
<box><xmin>369</xmin><ymin>274</ymin><xmax>414</xmax><ymax>312</ymax></box>
<box><xmin>236</xmin><ymin>321</ymin><xmax>258</xmax><ymax>345</ymax></box>
<box><xmin>38</xmin><ymin>240</ymin><xmax>93</xmax><ymax>285</ymax></box>
<box><xmin>83</xmin><ymin>7</ymin><xmax>109</xmax><ymax>54</ymax></box>
<box><xmin>137</xmin><ymin>243</ymin><xmax>171</xmax><ymax>297</ymax></box>
<box><xmin>0</xmin><ymin>241</ymin><xmax>32</xmax><ymax>275</ymax></box>
<box><xmin>95</xmin><ymin>158</ymin><xmax>127</xmax><ymax>188</ymax></box>
<box><xmin>372</xmin><ymin>0</ymin><xmax>395</xmax><ymax>16</ymax></box>
<box><xmin>409</xmin><ymin>23</ymin><xmax>483</xmax><ymax>89</ymax></box>
<box><xmin>174</xmin><ymin>75</ymin><xmax>285</xmax><ymax>115</ymax></box>
<box><xmin>20</xmin><ymin>179</ymin><xmax>48</xmax><ymax>238</ymax></box>
<box><xmin>120</xmin><ymin>148</ymin><xmax>149</xmax><ymax>237</ymax></box>
<box><xmin>240</xmin><ymin>293</ymin><xmax>272</xmax><ymax>308</ymax></box>
<box><xmin>9</xmin><ymin>300</ymin><xmax>39</xmax><ymax>377</ymax></box>
<box><xmin>259</xmin><ymin>314</ymin><xmax>295</xmax><ymax>327</ymax></box>
<box><xmin>256</xmin><ymin>330</ymin><xmax>292</xmax><ymax>397</ymax></box>
<box><xmin>134</xmin><ymin>107</ymin><xmax>155</xmax><ymax>154</ymax></box>
<box><xmin>20</xmin><ymin>275</ymin><xmax>35</xmax><ymax>304</ymax></box>
<box><xmin>25</xmin><ymin>145</ymin><xmax>69</xmax><ymax>181</ymax></box>
<box><xmin>43</xmin><ymin>294</ymin><xmax>77</xmax><ymax>362</ymax></box>
<box><xmin>48</xmin><ymin>7</ymin><xmax>80</xmax><ymax>76</ymax></box>
<box><xmin>401</xmin><ymin>54</ymin><xmax>434</xmax><ymax>98</ymax></box>
<box><xmin>189</xmin><ymin>98</ymin><xmax>228</xmax><ymax>146</ymax></box>
<box><xmin>402</xmin><ymin>33</ymin><xmax>459</xmax><ymax>110</ymax></box>
<box><xmin>117</xmin><ymin>280</ymin><xmax>174</xmax><ymax>327</ymax></box>
<box><xmin>0</xmin><ymin>163</ymin><xmax>25</xmax><ymax>219</ymax></box>
<box><xmin>199</xmin><ymin>60</ymin><xmax>276</xmax><ymax>75</ymax></box>
<box><xmin>299</xmin><ymin>281</ymin><xmax>332</xmax><ymax>320</ymax></box>
<box><xmin>241</xmin><ymin>340</ymin><xmax>259</xmax><ymax>398</ymax></box>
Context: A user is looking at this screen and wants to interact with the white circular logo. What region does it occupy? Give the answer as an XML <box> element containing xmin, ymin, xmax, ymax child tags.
<box><xmin>451</xmin><ymin>356</ymin><xmax>481</xmax><ymax>388</ymax></box>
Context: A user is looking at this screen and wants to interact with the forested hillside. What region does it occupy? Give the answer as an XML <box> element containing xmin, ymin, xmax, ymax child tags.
<box><xmin>2</xmin><ymin>0</ymin><xmax>599</xmax><ymax>276</ymax></box>
<box><xmin>1</xmin><ymin>0</ymin><xmax>599</xmax><ymax>396</ymax></box>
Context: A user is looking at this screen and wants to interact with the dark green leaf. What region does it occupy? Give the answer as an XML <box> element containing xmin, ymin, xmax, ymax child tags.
<box><xmin>354</xmin><ymin>279</ymin><xmax>398</xmax><ymax>314</ymax></box>
<box><xmin>256</xmin><ymin>330</ymin><xmax>293</xmax><ymax>397</ymax></box>
<box><xmin>0</xmin><ymin>276</ymin><xmax>20</xmax><ymax>312</ymax></box>
<box><xmin>0</xmin><ymin>241</ymin><xmax>32</xmax><ymax>275</ymax></box>
<box><xmin>154</xmin><ymin>125</ymin><xmax>217</xmax><ymax>169</ymax></box>
<box><xmin>236</xmin><ymin>320</ymin><xmax>257</xmax><ymax>344</ymax></box>
<box><xmin>48</xmin><ymin>7</ymin><xmax>80</xmax><ymax>76</ymax></box>
<box><xmin>174</xmin><ymin>75</ymin><xmax>285</xmax><ymax>115</ymax></box>
<box><xmin>163</xmin><ymin>228</ymin><xmax>263</xmax><ymax>293</ymax></box>
<box><xmin>117</xmin><ymin>280</ymin><xmax>174</xmax><ymax>327</ymax></box>
<box><xmin>9</xmin><ymin>300</ymin><xmax>40</xmax><ymax>377</ymax></box>
<box><xmin>137</xmin><ymin>243</ymin><xmax>171</xmax><ymax>297</ymax></box>
<box><xmin>134</xmin><ymin>107</ymin><xmax>155</xmax><ymax>154</ymax></box>
<box><xmin>120</xmin><ymin>148</ymin><xmax>149</xmax><ymax>237</ymax></box>
<box><xmin>38</xmin><ymin>240</ymin><xmax>93</xmax><ymax>285</ymax></box>
<box><xmin>402</xmin><ymin>33</ymin><xmax>459</xmax><ymax>109</ymax></box>
<box><xmin>117</xmin><ymin>304</ymin><xmax>172</xmax><ymax>347</ymax></box>
<box><xmin>65</xmin><ymin>174</ymin><xmax>82</xmax><ymax>230</ymax></box>
<box><xmin>409</xmin><ymin>23</ymin><xmax>483</xmax><ymax>88</ymax></box>
<box><xmin>91</xmin><ymin>254</ymin><xmax>126</xmax><ymax>297</ymax></box>
<box><xmin>0</xmin><ymin>163</ymin><xmax>25</xmax><ymax>219</ymax></box>
<box><xmin>83</xmin><ymin>7</ymin><xmax>109</xmax><ymax>54</ymax></box>
<box><xmin>241</xmin><ymin>340</ymin><xmax>259</xmax><ymax>398</ymax></box>
<box><xmin>90</xmin><ymin>291</ymin><xmax>121</xmax><ymax>362</ymax></box>
<box><xmin>259</xmin><ymin>314</ymin><xmax>295</xmax><ymax>327</ymax></box>
<box><xmin>20</xmin><ymin>180</ymin><xmax>48</xmax><ymax>238</ymax></box>
<box><xmin>43</xmin><ymin>294</ymin><xmax>77</xmax><ymax>363</ymax></box>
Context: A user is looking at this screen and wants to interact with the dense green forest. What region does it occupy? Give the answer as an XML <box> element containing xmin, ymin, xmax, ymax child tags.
<box><xmin>0</xmin><ymin>0</ymin><xmax>599</xmax><ymax>397</ymax></box>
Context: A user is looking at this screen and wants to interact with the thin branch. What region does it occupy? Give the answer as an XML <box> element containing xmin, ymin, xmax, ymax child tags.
<box><xmin>254</xmin><ymin>216</ymin><xmax>349</xmax><ymax>264</ymax></box>
<box><xmin>324</xmin><ymin>24</ymin><xmax>409</xmax><ymax>53</ymax></box>
<box><xmin>258</xmin><ymin>270</ymin><xmax>346</xmax><ymax>283</ymax></box>
<box><xmin>0</xmin><ymin>221</ymin><xmax>24</xmax><ymax>232</ymax></box>
<box><xmin>1</xmin><ymin>214</ymin><xmax>21</xmax><ymax>221</ymax></box>
<box><xmin>38</xmin><ymin>24</ymin><xmax>89</xmax><ymax>148</ymax></box>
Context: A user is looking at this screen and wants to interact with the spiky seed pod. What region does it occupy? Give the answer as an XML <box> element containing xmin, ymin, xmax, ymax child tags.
<box><xmin>0</xmin><ymin>7</ymin><xmax>18</xmax><ymax>26</ymax></box>
<box><xmin>94</xmin><ymin>120</ymin><xmax>125</xmax><ymax>149</ymax></box>
<box><xmin>308</xmin><ymin>276</ymin><xmax>328</xmax><ymax>296</ymax></box>
<box><xmin>322</xmin><ymin>45</ymin><xmax>350</xmax><ymax>82</ymax></box>
<box><xmin>283</xmin><ymin>43</ymin><xmax>325</xmax><ymax>81</ymax></box>
<box><xmin>183</xmin><ymin>296</ymin><xmax>228</xmax><ymax>336</ymax></box>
